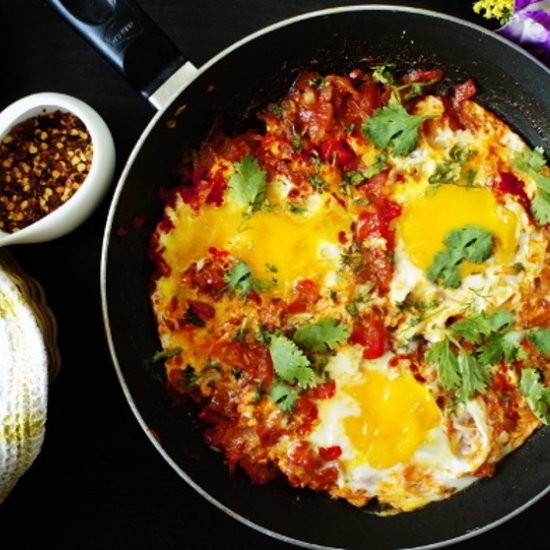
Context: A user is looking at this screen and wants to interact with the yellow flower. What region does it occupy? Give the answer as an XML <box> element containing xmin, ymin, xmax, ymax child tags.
<box><xmin>473</xmin><ymin>0</ymin><xmax>514</xmax><ymax>23</ymax></box>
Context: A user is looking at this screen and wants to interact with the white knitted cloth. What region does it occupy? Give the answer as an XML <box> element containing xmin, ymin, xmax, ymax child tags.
<box><xmin>0</xmin><ymin>264</ymin><xmax>49</xmax><ymax>503</ymax></box>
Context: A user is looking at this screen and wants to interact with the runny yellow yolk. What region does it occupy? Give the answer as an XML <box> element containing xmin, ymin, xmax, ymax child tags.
<box><xmin>398</xmin><ymin>185</ymin><xmax>518</xmax><ymax>275</ymax></box>
<box><xmin>343</xmin><ymin>370</ymin><xmax>440</xmax><ymax>470</ymax></box>
<box><xmin>160</xmin><ymin>195</ymin><xmax>351</xmax><ymax>297</ymax></box>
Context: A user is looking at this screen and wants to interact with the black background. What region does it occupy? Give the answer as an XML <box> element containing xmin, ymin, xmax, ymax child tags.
<box><xmin>0</xmin><ymin>1</ymin><xmax>548</xmax><ymax>548</ymax></box>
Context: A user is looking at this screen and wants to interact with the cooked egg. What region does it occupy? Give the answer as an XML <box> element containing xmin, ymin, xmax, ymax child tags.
<box><xmin>157</xmin><ymin>185</ymin><xmax>351</xmax><ymax>299</ymax></box>
<box><xmin>308</xmin><ymin>348</ymin><xmax>491</xmax><ymax>511</ymax></box>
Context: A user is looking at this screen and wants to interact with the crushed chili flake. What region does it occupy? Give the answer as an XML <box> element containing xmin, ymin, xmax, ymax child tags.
<box><xmin>0</xmin><ymin>110</ymin><xmax>93</xmax><ymax>233</ymax></box>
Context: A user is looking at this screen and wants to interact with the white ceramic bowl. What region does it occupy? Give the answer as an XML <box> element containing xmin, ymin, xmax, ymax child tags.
<box><xmin>0</xmin><ymin>92</ymin><xmax>116</xmax><ymax>246</ymax></box>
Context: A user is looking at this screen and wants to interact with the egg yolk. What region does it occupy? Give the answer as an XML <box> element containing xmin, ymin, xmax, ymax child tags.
<box><xmin>158</xmin><ymin>194</ymin><xmax>351</xmax><ymax>298</ymax></box>
<box><xmin>343</xmin><ymin>370</ymin><xmax>440</xmax><ymax>470</ymax></box>
<box><xmin>398</xmin><ymin>185</ymin><xmax>518</xmax><ymax>274</ymax></box>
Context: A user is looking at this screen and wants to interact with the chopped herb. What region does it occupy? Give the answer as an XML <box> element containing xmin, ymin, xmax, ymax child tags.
<box><xmin>372</xmin><ymin>63</ymin><xmax>396</xmax><ymax>85</ymax></box>
<box><xmin>362</xmin><ymin>104</ymin><xmax>437</xmax><ymax>157</ymax></box>
<box><xmin>519</xmin><ymin>368</ymin><xmax>550</xmax><ymax>425</ymax></box>
<box><xmin>228</xmin><ymin>154</ymin><xmax>267</xmax><ymax>213</ymax></box>
<box><xmin>429</xmin><ymin>145</ymin><xmax>476</xmax><ymax>186</ymax></box>
<box><xmin>427</xmin><ymin>225</ymin><xmax>494</xmax><ymax>288</ymax></box>
<box><xmin>224</xmin><ymin>260</ymin><xmax>272</xmax><ymax>297</ymax></box>
<box><xmin>344</xmin><ymin>170</ymin><xmax>367</xmax><ymax>187</ymax></box>
<box><xmin>182</xmin><ymin>365</ymin><xmax>198</xmax><ymax>387</ymax></box>
<box><xmin>144</xmin><ymin>347</ymin><xmax>183</xmax><ymax>369</ymax></box>
<box><xmin>234</xmin><ymin>317</ymin><xmax>248</xmax><ymax>342</ymax></box>
<box><xmin>271</xmin><ymin>104</ymin><xmax>284</xmax><ymax>116</ymax></box>
<box><xmin>293</xmin><ymin>318</ymin><xmax>350</xmax><ymax>353</ymax></box>
<box><xmin>307</xmin><ymin>75</ymin><xmax>328</xmax><ymax>88</ymax></box>
<box><xmin>307</xmin><ymin>173</ymin><xmax>328</xmax><ymax>192</ymax></box>
<box><xmin>288</xmin><ymin>203</ymin><xmax>307</xmax><ymax>215</ymax></box>
<box><xmin>292</xmin><ymin>127</ymin><xmax>302</xmax><ymax>151</ymax></box>
<box><xmin>346</xmin><ymin>301</ymin><xmax>359</xmax><ymax>318</ymax></box>
<box><xmin>364</xmin><ymin>151</ymin><xmax>389</xmax><ymax>178</ymax></box>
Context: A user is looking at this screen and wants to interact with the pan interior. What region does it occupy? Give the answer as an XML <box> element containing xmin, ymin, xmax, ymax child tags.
<box><xmin>102</xmin><ymin>7</ymin><xmax>550</xmax><ymax>550</ymax></box>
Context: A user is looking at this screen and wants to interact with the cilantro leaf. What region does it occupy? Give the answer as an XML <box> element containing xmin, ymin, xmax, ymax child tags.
<box><xmin>450</xmin><ymin>310</ymin><xmax>515</xmax><ymax>344</ymax></box>
<box><xmin>293</xmin><ymin>318</ymin><xmax>350</xmax><ymax>353</ymax></box>
<box><xmin>269</xmin><ymin>382</ymin><xmax>301</xmax><ymax>413</ymax></box>
<box><xmin>519</xmin><ymin>368</ymin><xmax>550</xmax><ymax>425</ymax></box>
<box><xmin>514</xmin><ymin>146</ymin><xmax>546</xmax><ymax>173</ymax></box>
<box><xmin>427</xmin><ymin>226</ymin><xmax>494</xmax><ymax>288</ymax></box>
<box><xmin>227</xmin><ymin>154</ymin><xmax>267</xmax><ymax>212</ymax></box>
<box><xmin>513</xmin><ymin>146</ymin><xmax>550</xmax><ymax>226</ymax></box>
<box><xmin>426</xmin><ymin>339</ymin><xmax>460</xmax><ymax>391</ymax></box>
<box><xmin>224</xmin><ymin>260</ymin><xmax>272</xmax><ymax>297</ymax></box>
<box><xmin>476</xmin><ymin>330</ymin><xmax>525</xmax><ymax>366</ymax></box>
<box><xmin>269</xmin><ymin>334</ymin><xmax>315</xmax><ymax>388</ymax></box>
<box><xmin>531</xmin><ymin>191</ymin><xmax>550</xmax><ymax>226</ymax></box>
<box><xmin>528</xmin><ymin>328</ymin><xmax>550</xmax><ymax>356</ymax></box>
<box><xmin>456</xmin><ymin>349</ymin><xmax>491</xmax><ymax>401</ymax></box>
<box><xmin>362</xmin><ymin>104</ymin><xmax>436</xmax><ymax>157</ymax></box>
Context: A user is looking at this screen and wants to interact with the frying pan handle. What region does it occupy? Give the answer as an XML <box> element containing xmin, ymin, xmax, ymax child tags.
<box><xmin>43</xmin><ymin>0</ymin><xmax>191</xmax><ymax>104</ymax></box>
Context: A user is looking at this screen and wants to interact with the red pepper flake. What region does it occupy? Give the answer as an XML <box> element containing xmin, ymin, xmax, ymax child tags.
<box><xmin>0</xmin><ymin>110</ymin><xmax>93</xmax><ymax>233</ymax></box>
<box><xmin>131</xmin><ymin>214</ymin><xmax>149</xmax><ymax>230</ymax></box>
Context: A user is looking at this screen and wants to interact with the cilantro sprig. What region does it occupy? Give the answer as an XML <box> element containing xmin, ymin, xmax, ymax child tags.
<box><xmin>270</xmin><ymin>334</ymin><xmax>315</xmax><ymax>387</ymax></box>
<box><xmin>427</xmin><ymin>225</ymin><xmax>494</xmax><ymax>289</ymax></box>
<box><xmin>427</xmin><ymin>311</ymin><xmax>550</xmax><ymax>403</ymax></box>
<box><xmin>268</xmin><ymin>335</ymin><xmax>315</xmax><ymax>412</ymax></box>
<box><xmin>227</xmin><ymin>154</ymin><xmax>267</xmax><ymax>213</ymax></box>
<box><xmin>519</xmin><ymin>368</ymin><xmax>550</xmax><ymax>425</ymax></box>
<box><xmin>513</xmin><ymin>146</ymin><xmax>550</xmax><ymax>225</ymax></box>
<box><xmin>267</xmin><ymin>319</ymin><xmax>350</xmax><ymax>412</ymax></box>
<box><xmin>362</xmin><ymin>104</ymin><xmax>437</xmax><ymax>157</ymax></box>
<box><xmin>427</xmin><ymin>310</ymin><xmax>512</xmax><ymax>401</ymax></box>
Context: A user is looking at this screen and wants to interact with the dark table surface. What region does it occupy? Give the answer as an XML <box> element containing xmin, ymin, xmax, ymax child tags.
<box><xmin>1</xmin><ymin>1</ymin><xmax>548</xmax><ymax>549</ymax></box>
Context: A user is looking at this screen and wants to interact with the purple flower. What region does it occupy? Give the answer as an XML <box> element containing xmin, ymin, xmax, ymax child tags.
<box><xmin>498</xmin><ymin>1</ymin><xmax>550</xmax><ymax>64</ymax></box>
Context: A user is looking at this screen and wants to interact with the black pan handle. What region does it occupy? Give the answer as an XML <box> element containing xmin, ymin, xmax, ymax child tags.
<box><xmin>43</xmin><ymin>0</ymin><xmax>187</xmax><ymax>101</ymax></box>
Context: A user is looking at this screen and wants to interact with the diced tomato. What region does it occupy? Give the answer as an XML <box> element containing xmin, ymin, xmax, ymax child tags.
<box><xmin>319</xmin><ymin>139</ymin><xmax>355</xmax><ymax>167</ymax></box>
<box><xmin>205</xmin><ymin>169</ymin><xmax>227</xmax><ymax>206</ymax></box>
<box><xmin>453</xmin><ymin>79</ymin><xmax>477</xmax><ymax>105</ymax></box>
<box><xmin>194</xmin><ymin>262</ymin><xmax>226</xmax><ymax>295</ymax></box>
<box><xmin>401</xmin><ymin>68</ymin><xmax>444</xmax><ymax>85</ymax></box>
<box><xmin>294</xmin><ymin>396</ymin><xmax>319</xmax><ymax>435</ymax></box>
<box><xmin>349</xmin><ymin>315</ymin><xmax>387</xmax><ymax>359</ymax></box>
<box><xmin>355</xmin><ymin>197</ymin><xmax>401</xmax><ymax>251</ymax></box>
<box><xmin>188</xmin><ymin>300</ymin><xmax>215</xmax><ymax>320</ymax></box>
<box><xmin>492</xmin><ymin>171</ymin><xmax>531</xmax><ymax>215</ymax></box>
<box><xmin>287</xmin><ymin>279</ymin><xmax>320</xmax><ymax>314</ymax></box>
<box><xmin>337</xmin><ymin>80</ymin><xmax>381</xmax><ymax>128</ymax></box>
<box><xmin>318</xmin><ymin>446</ymin><xmax>342</xmax><ymax>461</ymax></box>
<box><xmin>308</xmin><ymin>380</ymin><xmax>336</xmax><ymax>400</ymax></box>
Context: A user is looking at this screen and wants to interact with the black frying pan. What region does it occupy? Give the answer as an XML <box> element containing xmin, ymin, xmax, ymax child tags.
<box><xmin>45</xmin><ymin>1</ymin><xmax>550</xmax><ymax>548</ymax></box>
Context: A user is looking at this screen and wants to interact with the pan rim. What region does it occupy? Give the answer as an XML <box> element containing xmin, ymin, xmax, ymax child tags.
<box><xmin>100</xmin><ymin>4</ymin><xmax>550</xmax><ymax>549</ymax></box>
